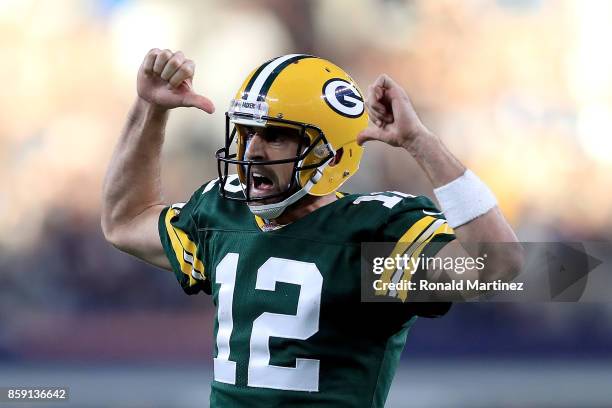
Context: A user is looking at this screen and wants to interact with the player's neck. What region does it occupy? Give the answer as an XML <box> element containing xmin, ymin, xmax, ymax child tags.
<box><xmin>272</xmin><ymin>193</ymin><xmax>337</xmax><ymax>225</ymax></box>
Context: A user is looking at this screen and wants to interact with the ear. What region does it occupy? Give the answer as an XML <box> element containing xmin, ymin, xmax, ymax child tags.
<box><xmin>329</xmin><ymin>148</ymin><xmax>344</xmax><ymax>167</ymax></box>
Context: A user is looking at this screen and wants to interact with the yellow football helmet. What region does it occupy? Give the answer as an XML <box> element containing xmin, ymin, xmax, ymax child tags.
<box><xmin>215</xmin><ymin>54</ymin><xmax>368</xmax><ymax>219</ymax></box>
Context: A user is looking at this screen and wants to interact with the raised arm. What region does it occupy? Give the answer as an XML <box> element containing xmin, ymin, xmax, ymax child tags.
<box><xmin>358</xmin><ymin>74</ymin><xmax>523</xmax><ymax>292</ymax></box>
<box><xmin>101</xmin><ymin>48</ymin><xmax>214</xmax><ymax>269</ymax></box>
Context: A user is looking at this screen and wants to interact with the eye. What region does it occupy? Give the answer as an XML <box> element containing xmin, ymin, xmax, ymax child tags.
<box><xmin>242</xmin><ymin>126</ymin><xmax>257</xmax><ymax>141</ymax></box>
<box><xmin>265</xmin><ymin>132</ymin><xmax>282</xmax><ymax>143</ymax></box>
<box><xmin>265</xmin><ymin>127</ymin><xmax>300</xmax><ymax>144</ymax></box>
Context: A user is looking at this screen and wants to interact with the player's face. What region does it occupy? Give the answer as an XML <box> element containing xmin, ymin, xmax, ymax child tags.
<box><xmin>241</xmin><ymin>125</ymin><xmax>304</xmax><ymax>204</ymax></box>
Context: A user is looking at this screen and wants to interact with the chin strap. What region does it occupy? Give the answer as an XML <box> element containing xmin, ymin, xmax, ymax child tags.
<box><xmin>247</xmin><ymin>185</ymin><xmax>310</xmax><ymax>220</ymax></box>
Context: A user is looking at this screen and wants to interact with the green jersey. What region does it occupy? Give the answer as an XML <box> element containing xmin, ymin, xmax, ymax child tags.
<box><xmin>158</xmin><ymin>175</ymin><xmax>454</xmax><ymax>407</ymax></box>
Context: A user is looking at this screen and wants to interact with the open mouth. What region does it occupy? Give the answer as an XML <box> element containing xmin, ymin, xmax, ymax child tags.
<box><xmin>252</xmin><ymin>172</ymin><xmax>275</xmax><ymax>192</ymax></box>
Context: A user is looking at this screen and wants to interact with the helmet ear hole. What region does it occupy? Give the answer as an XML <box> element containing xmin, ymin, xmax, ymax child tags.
<box><xmin>329</xmin><ymin>148</ymin><xmax>344</xmax><ymax>167</ymax></box>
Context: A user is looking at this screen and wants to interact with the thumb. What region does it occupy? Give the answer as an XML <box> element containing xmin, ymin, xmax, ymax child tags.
<box><xmin>356</xmin><ymin>126</ymin><xmax>382</xmax><ymax>146</ymax></box>
<box><xmin>183</xmin><ymin>92</ymin><xmax>215</xmax><ymax>114</ymax></box>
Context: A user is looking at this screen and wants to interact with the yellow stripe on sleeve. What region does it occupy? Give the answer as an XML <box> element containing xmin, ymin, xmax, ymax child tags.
<box><xmin>376</xmin><ymin>216</ymin><xmax>436</xmax><ymax>295</ymax></box>
<box><xmin>394</xmin><ymin>222</ymin><xmax>454</xmax><ymax>302</ymax></box>
<box><xmin>164</xmin><ymin>208</ymin><xmax>206</xmax><ymax>287</ymax></box>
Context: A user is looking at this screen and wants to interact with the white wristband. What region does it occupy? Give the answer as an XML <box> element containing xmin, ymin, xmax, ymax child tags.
<box><xmin>433</xmin><ymin>170</ymin><xmax>497</xmax><ymax>228</ymax></box>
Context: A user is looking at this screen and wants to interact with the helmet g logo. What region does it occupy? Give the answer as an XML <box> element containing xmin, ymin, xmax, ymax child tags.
<box><xmin>322</xmin><ymin>78</ymin><xmax>364</xmax><ymax>118</ymax></box>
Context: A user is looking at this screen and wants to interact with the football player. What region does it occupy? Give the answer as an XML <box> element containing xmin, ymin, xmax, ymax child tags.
<box><xmin>102</xmin><ymin>49</ymin><xmax>523</xmax><ymax>407</ymax></box>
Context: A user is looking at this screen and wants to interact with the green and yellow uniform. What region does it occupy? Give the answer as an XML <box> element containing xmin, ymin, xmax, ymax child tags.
<box><xmin>158</xmin><ymin>176</ymin><xmax>454</xmax><ymax>407</ymax></box>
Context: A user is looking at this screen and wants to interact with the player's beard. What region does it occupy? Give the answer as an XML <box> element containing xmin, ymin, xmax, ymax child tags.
<box><xmin>248</xmin><ymin>168</ymin><xmax>298</xmax><ymax>205</ymax></box>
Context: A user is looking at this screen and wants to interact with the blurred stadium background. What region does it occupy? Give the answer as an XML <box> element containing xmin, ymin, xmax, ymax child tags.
<box><xmin>1</xmin><ymin>0</ymin><xmax>612</xmax><ymax>406</ymax></box>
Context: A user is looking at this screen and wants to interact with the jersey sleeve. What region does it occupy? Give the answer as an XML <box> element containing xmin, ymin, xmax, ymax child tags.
<box><xmin>377</xmin><ymin>193</ymin><xmax>455</xmax><ymax>316</ymax></box>
<box><xmin>158</xmin><ymin>182</ymin><xmax>212</xmax><ymax>295</ymax></box>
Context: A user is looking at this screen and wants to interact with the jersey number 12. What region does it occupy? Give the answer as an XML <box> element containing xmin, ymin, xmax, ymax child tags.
<box><xmin>213</xmin><ymin>252</ymin><xmax>323</xmax><ymax>392</ymax></box>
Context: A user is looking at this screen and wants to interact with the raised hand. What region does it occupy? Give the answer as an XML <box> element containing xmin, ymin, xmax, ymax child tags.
<box><xmin>357</xmin><ymin>74</ymin><xmax>429</xmax><ymax>149</ymax></box>
<box><xmin>137</xmin><ymin>48</ymin><xmax>215</xmax><ymax>113</ymax></box>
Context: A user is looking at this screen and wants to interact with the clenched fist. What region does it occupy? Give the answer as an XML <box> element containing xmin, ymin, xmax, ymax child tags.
<box><xmin>137</xmin><ymin>48</ymin><xmax>215</xmax><ymax>113</ymax></box>
<box><xmin>357</xmin><ymin>74</ymin><xmax>430</xmax><ymax>149</ymax></box>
